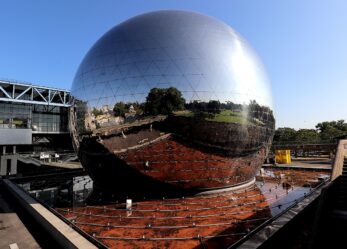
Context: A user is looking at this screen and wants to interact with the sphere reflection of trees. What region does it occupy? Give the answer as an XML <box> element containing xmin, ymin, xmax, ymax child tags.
<box><xmin>144</xmin><ymin>87</ymin><xmax>185</xmax><ymax>115</ymax></box>
<box><xmin>89</xmin><ymin>87</ymin><xmax>274</xmax><ymax>128</ymax></box>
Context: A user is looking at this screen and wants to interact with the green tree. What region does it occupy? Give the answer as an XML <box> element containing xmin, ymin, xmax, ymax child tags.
<box><xmin>207</xmin><ymin>100</ymin><xmax>221</xmax><ymax>114</ymax></box>
<box><xmin>131</xmin><ymin>102</ymin><xmax>144</xmax><ymax>114</ymax></box>
<box><xmin>91</xmin><ymin>107</ymin><xmax>103</xmax><ymax>117</ymax></box>
<box><xmin>316</xmin><ymin>120</ymin><xmax>347</xmax><ymax>141</ymax></box>
<box><xmin>113</xmin><ymin>102</ymin><xmax>127</xmax><ymax>117</ymax></box>
<box><xmin>296</xmin><ymin>129</ymin><xmax>320</xmax><ymax>144</ymax></box>
<box><xmin>145</xmin><ymin>87</ymin><xmax>185</xmax><ymax>115</ymax></box>
<box><xmin>224</xmin><ymin>101</ymin><xmax>242</xmax><ymax>112</ymax></box>
<box><xmin>185</xmin><ymin>100</ymin><xmax>206</xmax><ymax>112</ymax></box>
<box><xmin>273</xmin><ymin>127</ymin><xmax>297</xmax><ymax>144</ymax></box>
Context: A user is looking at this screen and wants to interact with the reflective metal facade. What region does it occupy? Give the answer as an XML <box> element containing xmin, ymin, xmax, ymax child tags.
<box><xmin>70</xmin><ymin>10</ymin><xmax>275</xmax><ymax>192</ymax></box>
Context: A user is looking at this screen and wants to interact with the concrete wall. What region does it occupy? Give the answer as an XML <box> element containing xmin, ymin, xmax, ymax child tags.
<box><xmin>0</xmin><ymin>155</ymin><xmax>18</xmax><ymax>176</ymax></box>
<box><xmin>2</xmin><ymin>179</ymin><xmax>97</xmax><ymax>249</ymax></box>
<box><xmin>331</xmin><ymin>139</ymin><xmax>347</xmax><ymax>180</ymax></box>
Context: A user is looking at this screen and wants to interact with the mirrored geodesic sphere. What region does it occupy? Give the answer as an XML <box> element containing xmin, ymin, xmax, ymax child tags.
<box><xmin>70</xmin><ymin>10</ymin><xmax>275</xmax><ymax>193</ymax></box>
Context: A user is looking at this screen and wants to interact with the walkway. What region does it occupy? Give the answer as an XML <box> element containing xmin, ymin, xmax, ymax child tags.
<box><xmin>0</xmin><ymin>184</ymin><xmax>40</xmax><ymax>249</ymax></box>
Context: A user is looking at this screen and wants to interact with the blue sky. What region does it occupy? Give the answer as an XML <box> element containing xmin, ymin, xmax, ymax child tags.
<box><xmin>0</xmin><ymin>0</ymin><xmax>346</xmax><ymax>129</ymax></box>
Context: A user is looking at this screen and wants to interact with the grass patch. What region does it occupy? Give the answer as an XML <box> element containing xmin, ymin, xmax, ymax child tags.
<box><xmin>173</xmin><ymin>110</ymin><xmax>194</xmax><ymax>117</ymax></box>
<box><xmin>206</xmin><ymin>109</ymin><xmax>250</xmax><ymax>124</ymax></box>
<box><xmin>174</xmin><ymin>109</ymin><xmax>251</xmax><ymax>124</ymax></box>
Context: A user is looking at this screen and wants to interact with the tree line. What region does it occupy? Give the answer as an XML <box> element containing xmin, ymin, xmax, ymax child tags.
<box><xmin>91</xmin><ymin>87</ymin><xmax>274</xmax><ymax>126</ymax></box>
<box><xmin>273</xmin><ymin>120</ymin><xmax>347</xmax><ymax>144</ymax></box>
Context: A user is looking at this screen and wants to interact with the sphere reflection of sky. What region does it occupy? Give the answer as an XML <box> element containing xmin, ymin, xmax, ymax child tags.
<box><xmin>71</xmin><ymin>10</ymin><xmax>272</xmax><ymax>109</ymax></box>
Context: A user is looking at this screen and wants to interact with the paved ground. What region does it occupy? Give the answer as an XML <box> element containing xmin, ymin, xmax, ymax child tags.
<box><xmin>0</xmin><ymin>186</ymin><xmax>40</xmax><ymax>249</ymax></box>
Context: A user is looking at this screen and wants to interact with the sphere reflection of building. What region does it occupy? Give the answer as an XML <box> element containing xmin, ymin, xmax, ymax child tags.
<box><xmin>70</xmin><ymin>10</ymin><xmax>275</xmax><ymax>193</ymax></box>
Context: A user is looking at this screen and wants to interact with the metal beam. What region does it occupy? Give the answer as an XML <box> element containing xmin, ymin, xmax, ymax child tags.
<box><xmin>50</xmin><ymin>90</ymin><xmax>57</xmax><ymax>102</ymax></box>
<box><xmin>34</xmin><ymin>87</ymin><xmax>48</xmax><ymax>103</ymax></box>
<box><xmin>0</xmin><ymin>97</ymin><xmax>70</xmax><ymax>107</ymax></box>
<box><xmin>48</xmin><ymin>89</ymin><xmax>51</xmax><ymax>105</ymax></box>
<box><xmin>0</xmin><ymin>86</ymin><xmax>11</xmax><ymax>98</ymax></box>
<box><xmin>0</xmin><ymin>79</ymin><xmax>68</xmax><ymax>92</ymax></box>
<box><xmin>58</xmin><ymin>92</ymin><xmax>64</xmax><ymax>104</ymax></box>
<box><xmin>0</xmin><ymin>79</ymin><xmax>70</xmax><ymax>107</ymax></box>
<box><xmin>15</xmin><ymin>86</ymin><xmax>32</xmax><ymax>100</ymax></box>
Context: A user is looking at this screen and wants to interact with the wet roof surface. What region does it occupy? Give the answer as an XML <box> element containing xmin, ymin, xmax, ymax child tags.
<box><xmin>54</xmin><ymin>168</ymin><xmax>329</xmax><ymax>249</ymax></box>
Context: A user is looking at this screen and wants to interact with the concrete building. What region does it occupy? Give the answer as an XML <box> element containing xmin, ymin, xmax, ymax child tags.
<box><xmin>0</xmin><ymin>79</ymin><xmax>71</xmax><ymax>176</ymax></box>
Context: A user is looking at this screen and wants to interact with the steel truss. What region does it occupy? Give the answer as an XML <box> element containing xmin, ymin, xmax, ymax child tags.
<box><xmin>0</xmin><ymin>79</ymin><xmax>70</xmax><ymax>107</ymax></box>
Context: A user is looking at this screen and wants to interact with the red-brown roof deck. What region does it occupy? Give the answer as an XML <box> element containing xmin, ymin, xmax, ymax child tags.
<box><xmin>56</xmin><ymin>168</ymin><xmax>330</xmax><ymax>249</ymax></box>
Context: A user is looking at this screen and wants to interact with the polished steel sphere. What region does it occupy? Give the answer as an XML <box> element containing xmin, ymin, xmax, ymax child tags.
<box><xmin>70</xmin><ymin>10</ymin><xmax>275</xmax><ymax>193</ymax></box>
